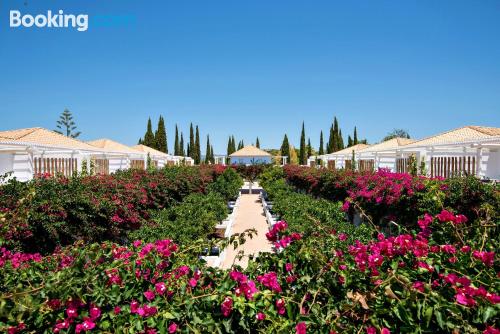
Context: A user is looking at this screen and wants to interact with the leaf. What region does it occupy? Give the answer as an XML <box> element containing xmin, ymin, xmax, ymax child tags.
<box><xmin>482</xmin><ymin>306</ymin><xmax>496</xmax><ymax>323</ymax></box>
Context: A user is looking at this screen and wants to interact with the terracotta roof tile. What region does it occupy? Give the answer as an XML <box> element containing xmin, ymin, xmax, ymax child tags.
<box><xmin>406</xmin><ymin>126</ymin><xmax>500</xmax><ymax>147</ymax></box>
<box><xmin>88</xmin><ymin>139</ymin><xmax>143</xmax><ymax>154</ymax></box>
<box><xmin>229</xmin><ymin>145</ymin><xmax>272</xmax><ymax>157</ymax></box>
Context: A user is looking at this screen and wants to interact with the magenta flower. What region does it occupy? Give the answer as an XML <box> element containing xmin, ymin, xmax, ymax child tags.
<box><xmin>89</xmin><ymin>306</ymin><xmax>101</xmax><ymax>320</ymax></box>
<box><xmin>256</xmin><ymin>312</ymin><xmax>266</xmax><ymax>321</ymax></box>
<box><xmin>221</xmin><ymin>297</ymin><xmax>233</xmax><ymax>317</ymax></box>
<box><xmin>295</xmin><ymin>322</ymin><xmax>307</xmax><ymax>334</ymax></box>
<box><xmin>168</xmin><ymin>322</ymin><xmax>178</xmax><ymax>333</ymax></box>
<box><xmin>144</xmin><ymin>290</ymin><xmax>155</xmax><ymax>301</ymax></box>
<box><xmin>155</xmin><ymin>282</ymin><xmax>167</xmax><ymax>295</ymax></box>
<box><xmin>188</xmin><ymin>278</ymin><xmax>198</xmax><ymax>288</ymax></box>
<box><xmin>66</xmin><ymin>307</ymin><xmax>78</xmax><ymax>318</ymax></box>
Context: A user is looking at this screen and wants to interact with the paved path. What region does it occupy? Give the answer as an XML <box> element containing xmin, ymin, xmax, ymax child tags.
<box><xmin>221</xmin><ymin>192</ymin><xmax>273</xmax><ymax>269</ymax></box>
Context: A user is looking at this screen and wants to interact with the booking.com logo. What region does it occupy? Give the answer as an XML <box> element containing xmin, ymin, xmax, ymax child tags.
<box><xmin>9</xmin><ymin>9</ymin><xmax>136</xmax><ymax>32</ymax></box>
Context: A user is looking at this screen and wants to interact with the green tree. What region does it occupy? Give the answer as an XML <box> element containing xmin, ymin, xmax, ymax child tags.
<box><xmin>382</xmin><ymin>129</ymin><xmax>411</xmax><ymax>142</ymax></box>
<box><xmin>189</xmin><ymin>123</ymin><xmax>195</xmax><ymax>158</ymax></box>
<box><xmin>256</xmin><ymin>137</ymin><xmax>260</xmax><ymax>148</ymax></box>
<box><xmin>338</xmin><ymin>129</ymin><xmax>344</xmax><ymax>149</ymax></box>
<box><xmin>155</xmin><ymin>116</ymin><xmax>167</xmax><ymax>153</ymax></box>
<box><xmin>327</xmin><ymin>124</ymin><xmax>335</xmax><ymax>153</ymax></box>
<box><xmin>205</xmin><ymin>135</ymin><xmax>211</xmax><ymax>164</ymax></box>
<box><xmin>180</xmin><ymin>133</ymin><xmax>185</xmax><ymax>156</ymax></box>
<box><xmin>138</xmin><ymin>138</ymin><xmax>143</xmax><ymax>145</ymax></box>
<box><xmin>347</xmin><ymin>135</ymin><xmax>353</xmax><ymax>147</ymax></box>
<box><xmin>195</xmin><ymin>125</ymin><xmax>201</xmax><ymax>164</ymax></box>
<box><xmin>353</xmin><ymin>126</ymin><xmax>358</xmax><ymax>145</ymax></box>
<box><xmin>333</xmin><ymin>117</ymin><xmax>339</xmax><ymax>151</ymax></box>
<box><xmin>231</xmin><ymin>136</ymin><xmax>236</xmax><ymax>152</ymax></box>
<box><xmin>280</xmin><ymin>134</ymin><xmax>290</xmax><ymax>160</ymax></box>
<box><xmin>307</xmin><ymin>138</ymin><xmax>312</xmax><ymax>158</ymax></box>
<box><xmin>318</xmin><ymin>131</ymin><xmax>324</xmax><ymax>155</ymax></box>
<box><xmin>55</xmin><ymin>108</ymin><xmax>81</xmax><ymax>138</ymax></box>
<box><xmin>143</xmin><ymin>118</ymin><xmax>155</xmax><ymax>148</ymax></box>
<box><xmin>299</xmin><ymin>122</ymin><xmax>306</xmax><ymax>165</ymax></box>
<box><xmin>174</xmin><ymin>125</ymin><xmax>180</xmax><ymax>155</ymax></box>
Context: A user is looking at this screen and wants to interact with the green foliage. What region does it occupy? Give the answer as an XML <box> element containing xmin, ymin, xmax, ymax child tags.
<box><xmin>154</xmin><ymin>115</ymin><xmax>168</xmax><ymax>153</ymax></box>
<box><xmin>128</xmin><ymin>192</ymin><xmax>228</xmax><ymax>245</ymax></box>
<box><xmin>207</xmin><ymin>167</ymin><xmax>243</xmax><ymax>201</ymax></box>
<box><xmin>280</xmin><ymin>134</ymin><xmax>290</xmax><ymax>159</ymax></box>
<box><xmin>299</xmin><ymin>122</ymin><xmax>307</xmax><ymax>165</ymax></box>
<box><xmin>142</xmin><ymin>118</ymin><xmax>155</xmax><ymax>148</ymax></box>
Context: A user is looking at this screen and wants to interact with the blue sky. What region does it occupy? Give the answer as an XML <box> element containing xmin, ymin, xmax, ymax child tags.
<box><xmin>1</xmin><ymin>0</ymin><xmax>499</xmax><ymax>154</ymax></box>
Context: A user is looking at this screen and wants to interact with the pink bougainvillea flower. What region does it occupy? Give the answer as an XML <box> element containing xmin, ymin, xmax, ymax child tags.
<box><xmin>472</xmin><ymin>251</ymin><xmax>495</xmax><ymax>267</ymax></box>
<box><xmin>168</xmin><ymin>322</ymin><xmax>178</xmax><ymax>333</ymax></box>
<box><xmin>155</xmin><ymin>282</ymin><xmax>167</xmax><ymax>295</ymax></box>
<box><xmin>188</xmin><ymin>278</ymin><xmax>198</xmax><ymax>288</ymax></box>
<box><xmin>295</xmin><ymin>322</ymin><xmax>307</xmax><ymax>334</ymax></box>
<box><xmin>130</xmin><ymin>300</ymin><xmax>139</xmax><ymax>314</ymax></box>
<box><xmin>257</xmin><ymin>272</ymin><xmax>282</xmax><ymax>293</ymax></box>
<box><xmin>366</xmin><ymin>327</ymin><xmax>377</xmax><ymax>334</ymax></box>
<box><xmin>221</xmin><ymin>297</ymin><xmax>233</xmax><ymax>317</ymax></box>
<box><xmin>114</xmin><ymin>306</ymin><xmax>121</xmax><ymax>314</ymax></box>
<box><xmin>381</xmin><ymin>328</ymin><xmax>391</xmax><ymax>334</ymax></box>
<box><xmin>338</xmin><ymin>233</ymin><xmax>348</xmax><ymax>241</ymax></box>
<box><xmin>256</xmin><ymin>312</ymin><xmax>266</xmax><ymax>321</ymax></box>
<box><xmin>483</xmin><ymin>326</ymin><xmax>500</xmax><ymax>334</ymax></box>
<box><xmin>66</xmin><ymin>307</ymin><xmax>78</xmax><ymax>318</ymax></box>
<box><xmin>413</xmin><ymin>281</ymin><xmax>425</xmax><ymax>293</ymax></box>
<box><xmin>285</xmin><ymin>263</ymin><xmax>293</xmax><ymax>272</ymax></box>
<box><xmin>144</xmin><ymin>290</ymin><xmax>155</xmax><ymax>301</ymax></box>
<box><xmin>276</xmin><ymin>298</ymin><xmax>286</xmax><ymax>315</ymax></box>
<box><xmin>89</xmin><ymin>306</ymin><xmax>101</xmax><ymax>320</ymax></box>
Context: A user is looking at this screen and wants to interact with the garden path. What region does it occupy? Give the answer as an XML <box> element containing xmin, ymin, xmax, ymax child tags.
<box><xmin>221</xmin><ymin>186</ymin><xmax>273</xmax><ymax>269</ymax></box>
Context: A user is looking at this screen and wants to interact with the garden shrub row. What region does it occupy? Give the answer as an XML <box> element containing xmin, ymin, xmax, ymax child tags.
<box><xmin>282</xmin><ymin>165</ymin><xmax>499</xmax><ymax>233</ymax></box>
<box><xmin>0</xmin><ymin>166</ymin><xmax>242</xmax><ymax>254</ymax></box>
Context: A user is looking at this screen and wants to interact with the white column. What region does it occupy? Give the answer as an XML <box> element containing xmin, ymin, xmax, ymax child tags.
<box><xmin>476</xmin><ymin>147</ymin><xmax>483</xmax><ymax>177</ymax></box>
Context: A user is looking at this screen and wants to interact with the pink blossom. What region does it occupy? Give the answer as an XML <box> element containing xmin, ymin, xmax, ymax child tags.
<box><xmin>66</xmin><ymin>307</ymin><xmax>78</xmax><ymax>318</ymax></box>
<box><xmin>144</xmin><ymin>290</ymin><xmax>155</xmax><ymax>301</ymax></box>
<box><xmin>168</xmin><ymin>323</ymin><xmax>178</xmax><ymax>333</ymax></box>
<box><xmin>155</xmin><ymin>282</ymin><xmax>167</xmax><ymax>295</ymax></box>
<box><xmin>413</xmin><ymin>281</ymin><xmax>425</xmax><ymax>293</ymax></box>
<box><xmin>257</xmin><ymin>272</ymin><xmax>282</xmax><ymax>293</ymax></box>
<box><xmin>285</xmin><ymin>263</ymin><xmax>293</xmax><ymax>272</ymax></box>
<box><xmin>89</xmin><ymin>306</ymin><xmax>101</xmax><ymax>319</ymax></box>
<box><xmin>114</xmin><ymin>306</ymin><xmax>121</xmax><ymax>314</ymax></box>
<box><xmin>188</xmin><ymin>278</ymin><xmax>198</xmax><ymax>288</ymax></box>
<box><xmin>295</xmin><ymin>322</ymin><xmax>307</xmax><ymax>334</ymax></box>
<box><xmin>256</xmin><ymin>312</ymin><xmax>266</xmax><ymax>321</ymax></box>
<box><xmin>221</xmin><ymin>297</ymin><xmax>233</xmax><ymax>317</ymax></box>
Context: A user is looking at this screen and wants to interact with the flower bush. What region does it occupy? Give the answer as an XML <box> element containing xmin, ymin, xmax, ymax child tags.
<box><xmin>0</xmin><ymin>166</ymin><xmax>241</xmax><ymax>253</ymax></box>
<box><xmin>0</xmin><ymin>166</ymin><xmax>498</xmax><ymax>333</ymax></box>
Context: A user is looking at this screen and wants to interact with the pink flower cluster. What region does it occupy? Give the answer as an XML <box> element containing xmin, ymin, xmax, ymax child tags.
<box><xmin>0</xmin><ymin>247</ymin><xmax>42</xmax><ymax>268</ymax></box>
<box><xmin>130</xmin><ymin>300</ymin><xmax>158</xmax><ymax>317</ymax></box>
<box><xmin>266</xmin><ymin>221</ymin><xmax>302</xmax><ymax>250</ymax></box>
<box><xmin>257</xmin><ymin>272</ymin><xmax>282</xmax><ymax>293</ymax></box>
<box><xmin>229</xmin><ymin>270</ymin><xmax>259</xmax><ymax>300</ymax></box>
<box><xmin>442</xmin><ymin>273</ymin><xmax>500</xmax><ymax>307</ymax></box>
<box><xmin>221</xmin><ymin>296</ymin><xmax>233</xmax><ymax>317</ymax></box>
<box><xmin>435</xmin><ymin>209</ymin><xmax>468</xmax><ymax>225</ymax></box>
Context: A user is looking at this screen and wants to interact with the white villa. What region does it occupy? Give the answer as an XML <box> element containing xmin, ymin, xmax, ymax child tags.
<box><xmin>0</xmin><ymin>127</ymin><xmax>193</xmax><ymax>182</ymax></box>
<box><xmin>310</xmin><ymin>126</ymin><xmax>500</xmax><ymax>180</ymax></box>
<box><xmin>229</xmin><ymin>146</ymin><xmax>272</xmax><ymax>165</ymax></box>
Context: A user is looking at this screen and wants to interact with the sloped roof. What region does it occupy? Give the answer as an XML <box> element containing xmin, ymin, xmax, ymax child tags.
<box><xmin>326</xmin><ymin>144</ymin><xmax>370</xmax><ymax>156</ymax></box>
<box><xmin>131</xmin><ymin>144</ymin><xmax>169</xmax><ymax>157</ymax></box>
<box><xmin>229</xmin><ymin>145</ymin><xmax>272</xmax><ymax>157</ymax></box>
<box><xmin>88</xmin><ymin>139</ymin><xmax>144</xmax><ymax>154</ymax></box>
<box><xmin>0</xmin><ymin>127</ymin><xmax>102</xmax><ymax>151</ymax></box>
<box><xmin>359</xmin><ymin>137</ymin><xmax>415</xmax><ymax>153</ymax></box>
<box><xmin>405</xmin><ymin>126</ymin><xmax>500</xmax><ymax>147</ymax></box>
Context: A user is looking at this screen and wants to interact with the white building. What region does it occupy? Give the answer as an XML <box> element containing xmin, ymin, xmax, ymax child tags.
<box><xmin>87</xmin><ymin>139</ymin><xmax>147</xmax><ymax>173</ymax></box>
<box><xmin>313</xmin><ymin>144</ymin><xmax>370</xmax><ymax>170</ymax></box>
<box><xmin>0</xmin><ymin>127</ymin><xmax>196</xmax><ymax>182</ymax></box>
<box><xmin>309</xmin><ymin>126</ymin><xmax>500</xmax><ymax>180</ymax></box>
<box><xmin>398</xmin><ymin>126</ymin><xmax>500</xmax><ymax>180</ymax></box>
<box><xmin>229</xmin><ymin>146</ymin><xmax>272</xmax><ymax>165</ymax></box>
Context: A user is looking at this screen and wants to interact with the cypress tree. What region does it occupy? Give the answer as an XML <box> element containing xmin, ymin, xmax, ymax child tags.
<box><xmin>174</xmin><ymin>125</ymin><xmax>180</xmax><ymax>155</ymax></box>
<box><xmin>210</xmin><ymin>145</ymin><xmax>215</xmax><ymax>163</ymax></box>
<box><xmin>205</xmin><ymin>135</ymin><xmax>211</xmax><ymax>164</ymax></box>
<box><xmin>327</xmin><ymin>124</ymin><xmax>335</xmax><ymax>153</ymax></box>
<box><xmin>307</xmin><ymin>138</ymin><xmax>312</xmax><ymax>158</ymax></box>
<box><xmin>299</xmin><ymin>122</ymin><xmax>306</xmax><ymax>165</ymax></box>
<box><xmin>138</xmin><ymin>138</ymin><xmax>143</xmax><ymax>145</ymax></box>
<box><xmin>231</xmin><ymin>136</ymin><xmax>236</xmax><ymax>152</ymax></box>
<box><xmin>227</xmin><ymin>136</ymin><xmax>232</xmax><ymax>155</ymax></box>
<box><xmin>348</xmin><ymin>135</ymin><xmax>353</xmax><ymax>147</ymax></box>
<box><xmin>280</xmin><ymin>134</ymin><xmax>290</xmax><ymax>159</ymax></box>
<box><xmin>180</xmin><ymin>133</ymin><xmax>185</xmax><ymax>156</ymax></box>
<box><xmin>319</xmin><ymin>131</ymin><xmax>324</xmax><ymax>155</ymax></box>
<box><xmin>333</xmin><ymin>117</ymin><xmax>339</xmax><ymax>151</ymax></box>
<box><xmin>143</xmin><ymin>118</ymin><xmax>155</xmax><ymax>148</ymax></box>
<box><xmin>189</xmin><ymin>123</ymin><xmax>195</xmax><ymax>158</ymax></box>
<box><xmin>256</xmin><ymin>137</ymin><xmax>260</xmax><ymax>148</ymax></box>
<box><xmin>353</xmin><ymin>127</ymin><xmax>358</xmax><ymax>145</ymax></box>
<box><xmin>338</xmin><ymin>129</ymin><xmax>344</xmax><ymax>149</ymax></box>
<box><xmin>155</xmin><ymin>116</ymin><xmax>168</xmax><ymax>153</ymax></box>
<box><xmin>195</xmin><ymin>125</ymin><xmax>201</xmax><ymax>164</ymax></box>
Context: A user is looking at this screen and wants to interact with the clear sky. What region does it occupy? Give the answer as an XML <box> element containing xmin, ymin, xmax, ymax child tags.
<box><xmin>1</xmin><ymin>0</ymin><xmax>499</xmax><ymax>154</ymax></box>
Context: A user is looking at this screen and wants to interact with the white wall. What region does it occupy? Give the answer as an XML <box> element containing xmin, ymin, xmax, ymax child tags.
<box><xmin>484</xmin><ymin>149</ymin><xmax>500</xmax><ymax>180</ymax></box>
<box><xmin>109</xmin><ymin>157</ymin><xmax>131</xmax><ymax>173</ymax></box>
<box><xmin>230</xmin><ymin>156</ymin><xmax>272</xmax><ymax>165</ymax></box>
<box><xmin>0</xmin><ymin>154</ymin><xmax>15</xmax><ymax>182</ymax></box>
